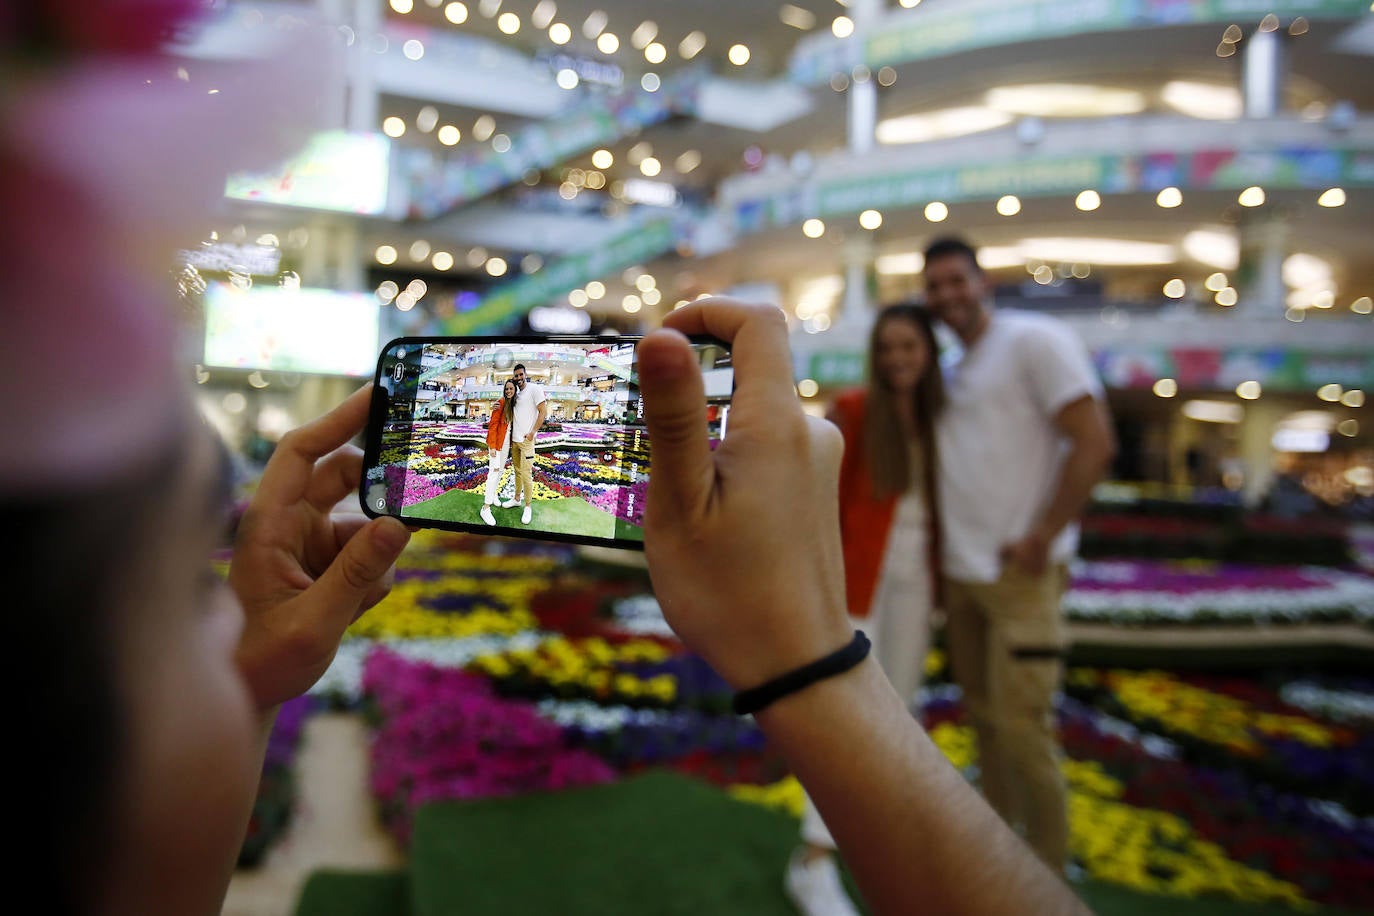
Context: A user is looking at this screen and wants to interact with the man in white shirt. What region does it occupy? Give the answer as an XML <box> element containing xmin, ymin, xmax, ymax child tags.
<box><xmin>924</xmin><ymin>236</ymin><xmax>1116</xmax><ymax>873</ymax></box>
<box><xmin>504</xmin><ymin>362</ymin><xmax>547</xmax><ymax>525</ymax></box>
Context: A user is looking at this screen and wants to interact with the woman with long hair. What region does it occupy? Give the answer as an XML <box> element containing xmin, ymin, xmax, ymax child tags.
<box><xmin>480</xmin><ymin>379</ymin><xmax>519</xmax><ymax>525</ymax></box>
<box><xmin>785</xmin><ymin>302</ymin><xmax>946</xmax><ymax>916</ymax></box>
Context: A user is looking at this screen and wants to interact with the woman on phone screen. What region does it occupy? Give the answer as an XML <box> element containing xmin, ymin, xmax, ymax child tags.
<box><xmin>479</xmin><ymin>379</ymin><xmax>518</xmax><ymax>525</ymax></box>
<box><xmin>785</xmin><ymin>303</ymin><xmax>946</xmax><ymax>916</ymax></box>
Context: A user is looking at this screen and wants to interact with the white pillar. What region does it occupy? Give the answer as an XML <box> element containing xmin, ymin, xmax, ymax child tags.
<box><xmin>345</xmin><ymin>0</ymin><xmax>380</xmax><ymax>132</ymax></box>
<box><xmin>1242</xmin><ymin>27</ymin><xmax>1285</xmax><ymax>118</ymax></box>
<box><xmin>840</xmin><ymin>235</ymin><xmax>875</xmax><ymax>324</ymax></box>
<box><xmin>1237</xmin><ymin>214</ymin><xmax>1287</xmax><ymax>318</ymax></box>
<box><xmin>1237</xmin><ymin>400</ymin><xmax>1283</xmax><ymax>507</ymax></box>
<box><xmin>845</xmin><ymin>0</ymin><xmax>882</xmax><ymax>156</ymax></box>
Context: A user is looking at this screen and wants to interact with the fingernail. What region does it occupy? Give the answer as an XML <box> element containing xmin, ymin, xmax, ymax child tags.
<box><xmin>372</xmin><ymin>517</ymin><xmax>410</xmax><ymax>553</ymax></box>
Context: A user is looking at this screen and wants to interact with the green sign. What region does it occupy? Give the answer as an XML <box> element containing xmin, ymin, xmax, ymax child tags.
<box><xmin>791</xmin><ymin>0</ymin><xmax>1370</xmax><ymax>81</ymax></box>
<box><xmin>441</xmin><ymin>219</ymin><xmax>679</xmax><ymax>334</ymax></box>
<box><xmin>807</xmin><ymin>351</ymin><xmax>868</xmax><ymax>386</ymax></box>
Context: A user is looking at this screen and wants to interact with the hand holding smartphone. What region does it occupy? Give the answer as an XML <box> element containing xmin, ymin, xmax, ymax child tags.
<box><xmin>359</xmin><ymin>335</ymin><xmax>731</xmax><ymax>549</ymax></box>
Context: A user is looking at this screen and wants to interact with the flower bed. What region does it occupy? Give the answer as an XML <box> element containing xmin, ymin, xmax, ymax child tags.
<box><xmin>1066</xmin><ymin>559</ymin><xmax>1374</xmax><ymax>627</ymax></box>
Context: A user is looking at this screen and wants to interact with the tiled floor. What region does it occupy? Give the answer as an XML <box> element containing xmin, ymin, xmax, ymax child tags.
<box><xmin>222</xmin><ymin>713</ymin><xmax>403</xmax><ymax>916</ymax></box>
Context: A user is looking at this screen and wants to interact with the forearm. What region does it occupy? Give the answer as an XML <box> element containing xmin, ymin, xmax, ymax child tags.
<box><xmin>757</xmin><ymin>660</ymin><xmax>1086</xmax><ymax>916</ymax></box>
<box><xmin>212</xmin><ymin>706</ymin><xmax>281</xmax><ymax>910</ymax></box>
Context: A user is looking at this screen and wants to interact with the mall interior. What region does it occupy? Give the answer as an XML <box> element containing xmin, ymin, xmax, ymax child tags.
<box><xmin>47</xmin><ymin>1</ymin><xmax>1374</xmax><ymax>914</ymax></box>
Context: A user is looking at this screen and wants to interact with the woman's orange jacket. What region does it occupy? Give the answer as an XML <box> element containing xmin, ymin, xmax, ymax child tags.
<box><xmin>486</xmin><ymin>401</ymin><xmax>511</xmax><ymax>450</ymax></box>
<box><xmin>832</xmin><ymin>389</ymin><xmax>942</xmax><ymax>618</ymax></box>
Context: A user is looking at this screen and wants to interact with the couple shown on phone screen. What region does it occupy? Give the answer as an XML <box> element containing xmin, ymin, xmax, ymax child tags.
<box><xmin>479</xmin><ymin>363</ymin><xmax>547</xmax><ymax>527</ymax></box>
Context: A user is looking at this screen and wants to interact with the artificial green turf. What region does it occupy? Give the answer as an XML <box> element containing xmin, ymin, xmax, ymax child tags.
<box><xmin>406</xmin><ymin>487</ymin><xmax>620</xmax><ymax>539</ymax></box>
<box><xmin>409</xmin><ymin>771</ymin><xmax>850</xmax><ymax>915</ymax></box>
<box><xmin>297</xmin><ymin>774</ymin><xmax>1346</xmax><ymax>916</ymax></box>
<box><xmin>293</xmin><ymin>869</ymin><xmax>410</xmax><ymax>916</ymax></box>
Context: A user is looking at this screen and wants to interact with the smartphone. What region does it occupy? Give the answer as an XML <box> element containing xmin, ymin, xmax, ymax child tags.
<box><xmin>360</xmin><ymin>336</ymin><xmax>732</xmax><ymax>549</ymax></box>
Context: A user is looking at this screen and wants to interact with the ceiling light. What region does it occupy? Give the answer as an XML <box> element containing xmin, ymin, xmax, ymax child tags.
<box><xmin>432</xmin><ymin>251</ymin><xmax>454</xmax><ymax>271</ymax></box>
<box><xmin>1236</xmin><ymin>380</ymin><xmax>1262</xmax><ymax>400</ymax></box>
<box><xmin>376</xmin><ymin>281</ymin><xmax>399</xmax><ymax>302</ymax></box>
<box><xmin>631</xmin><ymin>20</ymin><xmax>657</xmax><ymax>48</ymax></box>
<box><xmin>531</xmin><ymin>1</ymin><xmax>556</xmax><ymax>29</ymax></box>
<box><xmin>1075</xmin><ymin>190</ymin><xmax>1101</xmax><ymax>211</ymax></box>
<box><xmin>1156</xmin><ymin>187</ymin><xmax>1184</xmax><ymax>208</ymax></box>
<box><xmin>832</xmin><ymin>16</ymin><xmax>855</xmax><ymax>38</ymax></box>
<box><xmin>1238</xmin><ymin>186</ymin><xmax>1266</xmax><ymax>207</ymax></box>
<box><xmin>1283</xmin><ymin>253</ymin><xmax>1333</xmax><ymax>289</ymax></box>
<box><xmin>878</xmin><ymin>66</ymin><xmax>897</xmax><ymax>87</ymax></box>
<box><xmin>1183</xmin><ymin>400</ymin><xmax>1244</xmax><ymax>423</ymax></box>
<box><xmin>996</xmin><ymin>195</ymin><xmax>1021</xmax><ymax>217</ymax></box>
<box><xmin>899</xmin><ymin>0</ymin><xmax>922</xmax><ymax>7</ymax></box>
<box><xmin>548</xmin><ymin>22</ymin><xmax>571</xmax><ymax>44</ymax></box>
<box><xmin>802</xmin><ymin>219</ymin><xmax>825</xmax><ymax>238</ymax></box>
<box><xmin>859</xmin><ymin>209</ymin><xmax>883</xmax><ymax>230</ymax></box>
<box><xmin>390</xmin><ymin>0</ymin><xmax>413</xmax><ymax>12</ymax></box>
<box><xmin>1222</xmin><ymin>23</ymin><xmax>1243</xmax><ymax>43</ymax></box>
<box><xmin>1215</xmin><ymin>287</ymin><xmax>1238</xmax><ymax>307</ymax></box>
<box><xmin>586</xmin><ymin>281</ymin><xmax>605</xmax><ymax>300</ymax></box>
<box><xmin>1352</xmin><ymin>296</ymin><xmax>1372</xmax><ymax>315</ymax></box>
<box><xmin>569</xmin><ymin>288</ymin><xmax>588</xmax><ymax>308</ymax></box>
<box><xmin>645</xmin><ymin>42</ymin><xmax>666</xmax><ymax>63</ymax></box>
<box><xmin>876</xmin><ymin>253</ymin><xmax>925</xmax><ymax>275</ymax></box>
<box><xmin>556</xmin><ymin>68</ymin><xmax>579</xmax><ymax>89</ymax></box>
<box><xmin>1163</xmin><ymin>278</ymin><xmax>1186</xmax><ymax>298</ymax></box>
<box><xmin>491</xmin><ymin>133</ymin><xmax>511</xmax><ymax>153</ymax></box>
<box><xmin>382</xmin><ymin>116</ymin><xmax>406</xmax><ymax>138</ymax></box>
<box><xmin>596</xmin><ymin>32</ymin><xmax>619</xmax><ymax>54</ymax></box>
<box><xmin>679</xmin><ymin>31</ymin><xmax>706</xmax><ymax>60</ymax></box>
<box><xmin>1162</xmin><ymin>81</ymin><xmax>1241</xmax><ymax>120</ymax></box>
<box><xmin>409</xmin><ymin>239</ymin><xmax>431</xmax><ymax>261</ymax></box>
<box><xmin>1153</xmin><ymin>378</ymin><xmax>1179</xmax><ymax>398</ymax></box>
<box><xmin>1018</xmin><ymin>238</ymin><xmax>1175</xmax><ymax>266</ymax></box>
<box><xmin>627</xmin><ymin>142</ymin><xmax>652</xmax><ymax>165</ymax></box>
<box><xmin>444</xmin><ymin>2</ymin><xmax>468</xmax><ymax>24</ymax></box>
<box><xmin>1342</xmin><ymin>389</ymin><xmax>1366</xmax><ymax>408</ymax></box>
<box><xmin>1337</xmin><ymin>419</ymin><xmax>1359</xmax><ymax>437</ymax></box>
<box><xmin>1205</xmin><ymin>272</ymin><xmax>1228</xmax><ymax>292</ymax></box>
<box><xmin>985</xmin><ymin>83</ymin><xmax>1146</xmax><ymax>118</ymax></box>
<box><xmin>639</xmin><ymin>157</ymin><xmax>661</xmax><ymax>177</ymax></box>
<box><xmin>582</xmin><ymin>10</ymin><xmax>607</xmax><ymax>40</ymax></box>
<box><xmin>473</xmin><ymin>115</ymin><xmax>495</xmax><ymax>141</ymax></box>
<box><xmin>780</xmin><ymin>4</ymin><xmax>816</xmax><ymax>30</ymax></box>
<box><xmin>591</xmin><ymin>149</ymin><xmax>613</xmax><ymax>169</ymax></box>
<box><xmin>416</xmin><ymin>106</ymin><xmax>439</xmax><ymax>132</ymax></box>
<box><xmin>375</xmin><ymin>245</ymin><xmax>398</xmax><ymax>265</ymax></box>
<box><xmin>1318</xmin><ymin>187</ymin><xmax>1346</xmax><ymax>207</ymax></box>
<box><xmin>485</xmin><ymin>257</ymin><xmax>508</xmax><ymax>277</ymax></box>
<box><xmin>675</xmin><ymin>150</ymin><xmax>701</xmax><ymax>173</ymax></box>
<box><xmin>402</xmin><ymin>39</ymin><xmax>425</xmax><ymax>60</ymax></box>
<box><xmin>1183</xmin><ymin>229</ymin><xmax>1239</xmax><ymax>269</ymax></box>
<box><xmin>728</xmin><ymin>43</ymin><xmax>750</xmax><ymax>66</ymax></box>
<box><xmin>438</xmin><ymin>125</ymin><xmax>460</xmax><ymax>145</ymax></box>
<box><xmin>641</xmin><ymin>73</ymin><xmax>660</xmax><ymax>92</ymax></box>
<box><xmin>876</xmin><ymin>106</ymin><xmax>1012</xmax><ymax>144</ymax></box>
<box><xmin>925</xmin><ymin>201</ymin><xmax>949</xmax><ymax>222</ymax></box>
<box><xmin>497</xmin><ymin>12</ymin><xmax>520</xmax><ymax>33</ymax></box>
<box><xmin>798</xmin><ymin>379</ymin><xmax>820</xmax><ymax>398</ymax></box>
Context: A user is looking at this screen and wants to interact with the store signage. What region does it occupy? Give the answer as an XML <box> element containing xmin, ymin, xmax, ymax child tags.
<box><xmin>1272</xmin><ymin>428</ymin><xmax>1330</xmax><ymax>453</ymax></box>
<box><xmin>178</xmin><ymin>242</ymin><xmax>282</xmax><ymax>277</ymax></box>
<box><xmin>807</xmin><ymin>351</ymin><xmax>867</xmax><ymax>387</ymax></box>
<box><xmin>538</xmin><ymin>52</ymin><xmax>623</xmax><ymax>89</ymax></box>
<box><xmin>622</xmin><ymin>178</ymin><xmax>680</xmax><ymax>208</ymax></box>
<box><xmin>1095</xmin><ymin>347</ymin><xmax>1374</xmax><ymax>392</ymax></box>
<box><xmin>226</xmin><ymin>131</ymin><xmax>391</xmax><ymax>216</ymax></box>
<box><xmin>440</xmin><ymin>219</ymin><xmax>679</xmax><ymax>334</ymax></box>
<box><xmin>790</xmin><ymin>0</ymin><xmax>1372</xmax><ymax>82</ymax></box>
<box><xmin>402</xmin><ymin>68</ymin><xmax>706</xmax><ymax>218</ymax></box>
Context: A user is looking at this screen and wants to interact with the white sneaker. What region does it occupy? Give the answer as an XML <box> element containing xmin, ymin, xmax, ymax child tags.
<box><xmin>521</xmin><ymin>506</ymin><xmax>532</xmax><ymax>525</ymax></box>
<box><xmin>500</xmin><ymin>499</ymin><xmax>520</xmax><ymax>509</ymax></box>
<box><xmin>784</xmin><ymin>850</ymin><xmax>860</xmax><ymax>916</ymax></box>
<box><xmin>479</xmin><ymin>505</ymin><xmax>496</xmax><ymax>526</ymax></box>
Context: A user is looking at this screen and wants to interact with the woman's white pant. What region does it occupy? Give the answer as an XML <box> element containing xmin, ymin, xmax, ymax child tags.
<box><xmin>483</xmin><ymin>449</ymin><xmax>508</xmax><ymax>504</ymax></box>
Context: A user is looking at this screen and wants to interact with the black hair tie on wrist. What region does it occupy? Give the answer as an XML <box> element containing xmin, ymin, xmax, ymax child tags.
<box><xmin>732</xmin><ymin>631</ymin><xmax>871</xmax><ymax>717</ymax></box>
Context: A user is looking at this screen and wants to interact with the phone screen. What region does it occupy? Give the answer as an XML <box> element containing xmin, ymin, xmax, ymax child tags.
<box><xmin>361</xmin><ymin>336</ymin><xmax>732</xmax><ymax>548</ymax></box>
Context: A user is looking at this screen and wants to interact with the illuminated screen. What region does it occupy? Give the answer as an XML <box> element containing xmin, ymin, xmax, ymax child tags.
<box><xmin>204</xmin><ymin>284</ymin><xmax>380</xmax><ymax>376</ymax></box>
<box><xmin>225</xmin><ymin>131</ymin><xmax>391</xmax><ymax>215</ymax></box>
<box><xmin>363</xmin><ymin>339</ymin><xmax>732</xmax><ymax>546</ymax></box>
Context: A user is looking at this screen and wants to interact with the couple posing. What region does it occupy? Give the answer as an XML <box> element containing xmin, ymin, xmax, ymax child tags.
<box><xmin>479</xmin><ymin>363</ymin><xmax>547</xmax><ymax>527</ymax></box>
<box><xmin>786</xmin><ymin>237</ymin><xmax>1117</xmax><ymax>916</ymax></box>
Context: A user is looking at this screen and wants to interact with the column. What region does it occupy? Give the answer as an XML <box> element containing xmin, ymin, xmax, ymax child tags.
<box><xmin>345</xmin><ymin>0</ymin><xmax>381</xmax><ymax>132</ymax></box>
<box><xmin>1242</xmin><ymin>26</ymin><xmax>1285</xmax><ymax>119</ymax></box>
<box><xmin>1236</xmin><ymin>213</ymin><xmax>1288</xmax><ymax>318</ymax></box>
<box><xmin>1237</xmin><ymin>399</ymin><xmax>1284</xmax><ymax>507</ymax></box>
<box><xmin>840</xmin><ymin>235</ymin><xmax>876</xmax><ymax>324</ymax></box>
<box><xmin>846</xmin><ymin>0</ymin><xmax>882</xmax><ymax>155</ymax></box>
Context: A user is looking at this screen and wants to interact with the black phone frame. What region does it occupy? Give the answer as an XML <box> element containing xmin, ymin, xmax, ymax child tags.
<box><xmin>359</xmin><ymin>334</ymin><xmax>729</xmax><ymax>551</ymax></box>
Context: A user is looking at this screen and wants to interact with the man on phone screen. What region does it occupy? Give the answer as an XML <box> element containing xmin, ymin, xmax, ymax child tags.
<box><xmin>504</xmin><ymin>363</ymin><xmax>547</xmax><ymax>525</ymax></box>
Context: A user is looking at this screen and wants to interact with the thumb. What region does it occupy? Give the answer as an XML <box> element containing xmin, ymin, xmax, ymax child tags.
<box><xmin>637</xmin><ymin>328</ymin><xmax>713</xmax><ymax>521</ymax></box>
<box><xmin>313</xmin><ymin>516</ymin><xmax>411</xmax><ymax>618</ymax></box>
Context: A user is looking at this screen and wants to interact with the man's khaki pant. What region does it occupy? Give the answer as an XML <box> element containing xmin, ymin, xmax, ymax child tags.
<box><xmin>511</xmin><ymin>439</ymin><xmax>536</xmax><ymax>504</ymax></box>
<box><xmin>944</xmin><ymin>564</ymin><xmax>1070</xmax><ymax>872</ymax></box>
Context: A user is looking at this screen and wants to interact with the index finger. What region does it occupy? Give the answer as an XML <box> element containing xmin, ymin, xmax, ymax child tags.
<box><xmin>663</xmin><ymin>299</ymin><xmax>797</xmax><ymax>407</ymax></box>
<box><xmin>257</xmin><ymin>383</ymin><xmax>373</xmax><ymax>504</ymax></box>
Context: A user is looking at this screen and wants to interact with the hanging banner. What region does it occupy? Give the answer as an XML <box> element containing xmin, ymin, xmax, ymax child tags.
<box><xmin>439</xmin><ymin>219</ymin><xmax>679</xmax><ymax>334</ymax></box>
